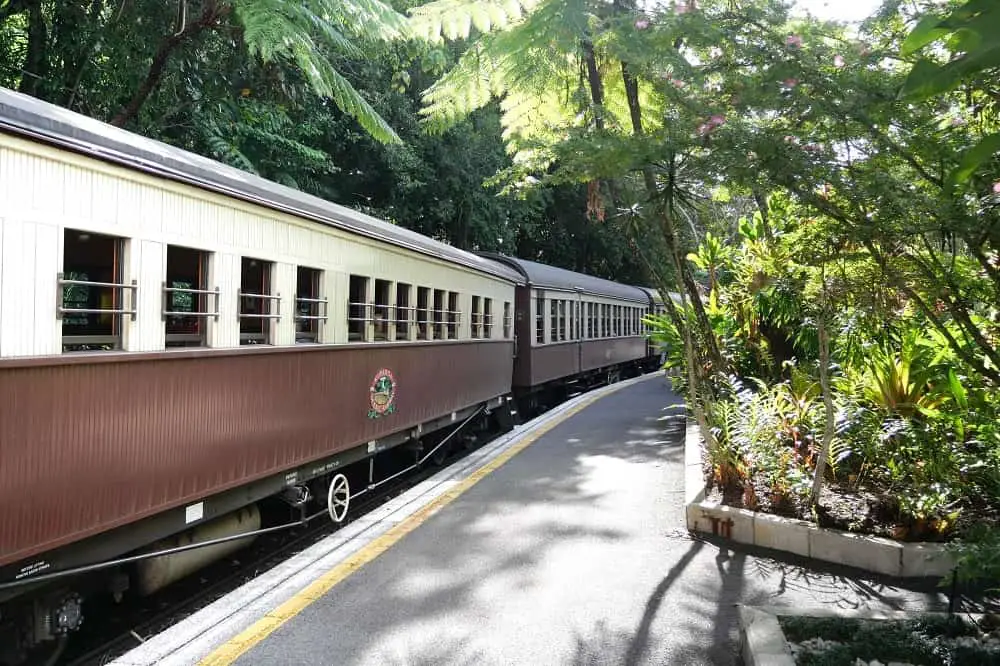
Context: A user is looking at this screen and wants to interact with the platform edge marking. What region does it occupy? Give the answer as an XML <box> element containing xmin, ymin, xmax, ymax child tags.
<box><xmin>196</xmin><ymin>378</ymin><xmax>643</xmax><ymax>666</ymax></box>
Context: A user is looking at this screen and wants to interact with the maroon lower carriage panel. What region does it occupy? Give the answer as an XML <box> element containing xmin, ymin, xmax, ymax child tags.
<box><xmin>526</xmin><ymin>341</ymin><xmax>580</xmax><ymax>387</ymax></box>
<box><xmin>0</xmin><ymin>340</ymin><xmax>514</xmax><ymax>568</ymax></box>
<box><xmin>580</xmin><ymin>337</ymin><xmax>647</xmax><ymax>373</ymax></box>
<box><xmin>519</xmin><ymin>337</ymin><xmax>648</xmax><ymax>388</ymax></box>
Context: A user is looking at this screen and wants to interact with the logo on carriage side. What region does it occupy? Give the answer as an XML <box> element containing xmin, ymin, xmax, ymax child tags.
<box><xmin>368</xmin><ymin>368</ymin><xmax>397</xmax><ymax>419</ymax></box>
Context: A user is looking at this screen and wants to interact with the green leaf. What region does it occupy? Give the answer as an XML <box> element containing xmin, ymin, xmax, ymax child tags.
<box><xmin>948</xmin><ymin>131</ymin><xmax>1000</xmax><ymax>187</ymax></box>
<box><xmin>900</xmin><ymin>13</ymin><xmax>950</xmax><ymax>57</ymax></box>
<box><xmin>901</xmin><ymin>44</ymin><xmax>1000</xmax><ymax>100</ymax></box>
<box><xmin>408</xmin><ymin>0</ymin><xmax>541</xmax><ymax>43</ymax></box>
<box><xmin>948</xmin><ymin>368</ymin><xmax>968</xmax><ymax>409</ymax></box>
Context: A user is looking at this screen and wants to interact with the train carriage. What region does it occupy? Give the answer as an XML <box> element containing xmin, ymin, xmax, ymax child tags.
<box><xmin>0</xmin><ymin>87</ymin><xmax>524</xmax><ymax>663</ymax></box>
<box><xmin>481</xmin><ymin>254</ymin><xmax>655</xmax><ymax>406</ymax></box>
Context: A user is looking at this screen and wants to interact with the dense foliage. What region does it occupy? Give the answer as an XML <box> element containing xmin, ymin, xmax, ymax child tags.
<box><xmin>406</xmin><ymin>0</ymin><xmax>1000</xmax><ymax>585</ymax></box>
<box><xmin>2</xmin><ymin>0</ymin><xmax>999</xmax><ymax>584</ymax></box>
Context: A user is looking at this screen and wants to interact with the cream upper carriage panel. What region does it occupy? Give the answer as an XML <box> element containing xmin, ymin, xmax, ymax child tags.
<box><xmin>0</xmin><ymin>87</ymin><xmax>522</xmax><ymax>357</ymax></box>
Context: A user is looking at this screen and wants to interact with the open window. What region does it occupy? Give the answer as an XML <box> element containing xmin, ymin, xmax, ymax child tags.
<box><xmin>348</xmin><ymin>275</ymin><xmax>368</xmax><ymax>342</ymax></box>
<box><xmin>374</xmin><ymin>279</ymin><xmax>391</xmax><ymax>342</ymax></box>
<box><xmin>239</xmin><ymin>257</ymin><xmax>278</xmax><ymax>345</ymax></box>
<box><xmin>484</xmin><ymin>298</ymin><xmax>493</xmax><ymax>338</ymax></box>
<box><xmin>471</xmin><ymin>296</ymin><xmax>482</xmax><ymax>339</ymax></box>
<box><xmin>447</xmin><ymin>291</ymin><xmax>459</xmax><ymax>339</ymax></box>
<box><xmin>535</xmin><ymin>292</ymin><xmax>544</xmax><ymax>343</ymax></box>
<box><xmin>558</xmin><ymin>300</ymin><xmax>567</xmax><ymax>341</ymax></box>
<box><xmin>59</xmin><ymin>228</ymin><xmax>134</xmax><ymax>352</ymax></box>
<box><xmin>164</xmin><ymin>245</ymin><xmax>217</xmax><ymax>348</ymax></box>
<box><xmin>549</xmin><ymin>299</ymin><xmax>557</xmax><ymax>343</ymax></box>
<box><xmin>433</xmin><ymin>289</ymin><xmax>445</xmax><ymax>339</ymax></box>
<box><xmin>295</xmin><ymin>266</ymin><xmax>326</xmax><ymax>343</ymax></box>
<box><xmin>396</xmin><ymin>283</ymin><xmax>411</xmax><ymax>341</ymax></box>
<box><xmin>416</xmin><ymin>286</ymin><xmax>430</xmax><ymax>340</ymax></box>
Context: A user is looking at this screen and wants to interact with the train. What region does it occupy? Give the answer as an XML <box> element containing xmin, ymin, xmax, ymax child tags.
<box><xmin>0</xmin><ymin>86</ymin><xmax>670</xmax><ymax>664</ymax></box>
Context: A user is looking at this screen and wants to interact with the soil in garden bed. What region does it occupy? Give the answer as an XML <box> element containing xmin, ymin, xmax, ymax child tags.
<box><xmin>779</xmin><ymin>613</ymin><xmax>1000</xmax><ymax>665</ymax></box>
<box><xmin>706</xmin><ymin>471</ymin><xmax>1000</xmax><ymax>542</ymax></box>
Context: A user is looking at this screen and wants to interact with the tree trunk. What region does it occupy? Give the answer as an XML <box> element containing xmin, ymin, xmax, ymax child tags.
<box><xmin>110</xmin><ymin>2</ymin><xmax>223</xmax><ymax>127</ymax></box>
<box><xmin>617</xmin><ymin>60</ymin><xmax>717</xmax><ymax>452</ymax></box>
<box><xmin>582</xmin><ymin>39</ymin><xmax>605</xmax><ymax>131</ymax></box>
<box><xmin>619</xmin><ymin>61</ymin><xmax>726</xmax><ymax>376</ymax></box>
<box><xmin>811</xmin><ymin>288</ymin><xmax>835</xmax><ymax>505</ymax></box>
<box><xmin>18</xmin><ymin>0</ymin><xmax>47</xmax><ymax>98</ymax></box>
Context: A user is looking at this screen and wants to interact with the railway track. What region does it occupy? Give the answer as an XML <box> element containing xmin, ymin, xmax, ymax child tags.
<box><xmin>51</xmin><ymin>398</ymin><xmax>548</xmax><ymax>666</ymax></box>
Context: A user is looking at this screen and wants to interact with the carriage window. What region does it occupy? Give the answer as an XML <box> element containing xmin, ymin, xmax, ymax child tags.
<box><xmin>471</xmin><ymin>296</ymin><xmax>482</xmax><ymax>339</ymax></box>
<box><xmin>535</xmin><ymin>292</ymin><xmax>544</xmax><ymax>343</ymax></box>
<box><xmin>558</xmin><ymin>300</ymin><xmax>567</xmax><ymax>341</ymax></box>
<box><xmin>164</xmin><ymin>245</ymin><xmax>217</xmax><ymax>348</ymax></box>
<box><xmin>503</xmin><ymin>301</ymin><xmax>511</xmax><ymax>339</ymax></box>
<box><xmin>551</xmin><ymin>300</ymin><xmax>557</xmax><ymax>341</ymax></box>
<box><xmin>416</xmin><ymin>286</ymin><xmax>430</xmax><ymax>340</ymax></box>
<box><xmin>484</xmin><ymin>298</ymin><xmax>493</xmax><ymax>338</ymax></box>
<box><xmin>603</xmin><ymin>304</ymin><xmax>610</xmax><ymax>337</ymax></box>
<box><xmin>374</xmin><ymin>279</ymin><xmax>391</xmax><ymax>342</ymax></box>
<box><xmin>396</xmin><ymin>283</ymin><xmax>411</xmax><ymax>341</ymax></box>
<box><xmin>59</xmin><ymin>229</ymin><xmax>134</xmax><ymax>353</ymax></box>
<box><xmin>239</xmin><ymin>257</ymin><xmax>278</xmax><ymax>345</ymax></box>
<box><xmin>295</xmin><ymin>266</ymin><xmax>325</xmax><ymax>343</ymax></box>
<box><xmin>433</xmin><ymin>289</ymin><xmax>445</xmax><ymax>339</ymax></box>
<box><xmin>587</xmin><ymin>302</ymin><xmax>594</xmax><ymax>339</ymax></box>
<box><xmin>348</xmin><ymin>275</ymin><xmax>368</xmax><ymax>342</ymax></box>
<box><xmin>447</xmin><ymin>291</ymin><xmax>460</xmax><ymax>339</ymax></box>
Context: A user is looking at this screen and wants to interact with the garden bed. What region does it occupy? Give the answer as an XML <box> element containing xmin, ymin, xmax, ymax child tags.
<box><xmin>705</xmin><ymin>476</ymin><xmax>1000</xmax><ymax>544</ymax></box>
<box><xmin>780</xmin><ymin>613</ymin><xmax>1000</xmax><ymax>665</ymax></box>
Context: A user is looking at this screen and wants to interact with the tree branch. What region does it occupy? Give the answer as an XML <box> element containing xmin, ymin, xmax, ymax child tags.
<box><xmin>109</xmin><ymin>1</ymin><xmax>225</xmax><ymax>127</ymax></box>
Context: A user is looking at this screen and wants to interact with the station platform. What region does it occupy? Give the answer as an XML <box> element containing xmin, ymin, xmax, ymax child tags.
<box><xmin>111</xmin><ymin>372</ymin><xmax>946</xmax><ymax>666</ymax></box>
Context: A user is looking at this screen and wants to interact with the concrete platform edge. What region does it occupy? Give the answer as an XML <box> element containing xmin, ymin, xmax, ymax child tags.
<box><xmin>108</xmin><ymin>373</ymin><xmax>659</xmax><ymax>666</ymax></box>
<box><xmin>683</xmin><ymin>417</ymin><xmax>956</xmax><ymax>579</ymax></box>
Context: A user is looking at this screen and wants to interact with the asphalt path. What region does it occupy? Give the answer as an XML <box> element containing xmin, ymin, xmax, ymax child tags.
<box><xmin>234</xmin><ymin>376</ymin><xmax>946</xmax><ymax>665</ymax></box>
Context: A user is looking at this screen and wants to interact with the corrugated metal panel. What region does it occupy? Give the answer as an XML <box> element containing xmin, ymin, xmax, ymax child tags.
<box><xmin>32</xmin><ymin>222</ymin><xmax>59</xmax><ymax>356</ymax></box>
<box><xmin>134</xmin><ymin>240</ymin><xmax>166</xmax><ymax>352</ymax></box>
<box><xmin>580</xmin><ymin>338</ymin><xmax>647</xmax><ymax>373</ymax></box>
<box><xmin>0</xmin><ymin>340</ymin><xmax>513</xmax><ymax>568</ymax></box>
<box><xmin>0</xmin><ymin>88</ymin><xmax>524</xmax><ymax>286</ymax></box>
<box><xmin>528</xmin><ymin>343</ymin><xmax>579</xmax><ymax>387</ymax></box>
<box><xmin>1</xmin><ymin>219</ymin><xmax>31</xmax><ymax>357</ymax></box>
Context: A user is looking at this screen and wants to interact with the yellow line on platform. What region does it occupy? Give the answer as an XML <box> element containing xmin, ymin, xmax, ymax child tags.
<box><xmin>197</xmin><ymin>379</ymin><xmax>639</xmax><ymax>666</ymax></box>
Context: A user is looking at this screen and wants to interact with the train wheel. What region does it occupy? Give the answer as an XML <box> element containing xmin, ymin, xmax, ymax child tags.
<box><xmin>326</xmin><ymin>473</ymin><xmax>350</xmax><ymax>523</ymax></box>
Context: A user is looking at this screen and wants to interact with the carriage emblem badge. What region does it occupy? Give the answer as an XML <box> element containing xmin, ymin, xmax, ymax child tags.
<box><xmin>368</xmin><ymin>368</ymin><xmax>397</xmax><ymax>419</ymax></box>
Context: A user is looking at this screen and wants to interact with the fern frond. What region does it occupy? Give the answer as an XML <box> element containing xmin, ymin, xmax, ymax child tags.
<box><xmin>408</xmin><ymin>0</ymin><xmax>542</xmax><ymax>43</ymax></box>
<box><xmin>294</xmin><ymin>45</ymin><xmax>402</xmax><ymax>143</ymax></box>
<box><xmin>419</xmin><ymin>38</ymin><xmax>508</xmax><ymax>133</ymax></box>
<box><xmin>332</xmin><ymin>0</ymin><xmax>410</xmax><ymax>41</ymax></box>
<box><xmin>233</xmin><ymin>0</ymin><xmax>403</xmax><ymax>144</ymax></box>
